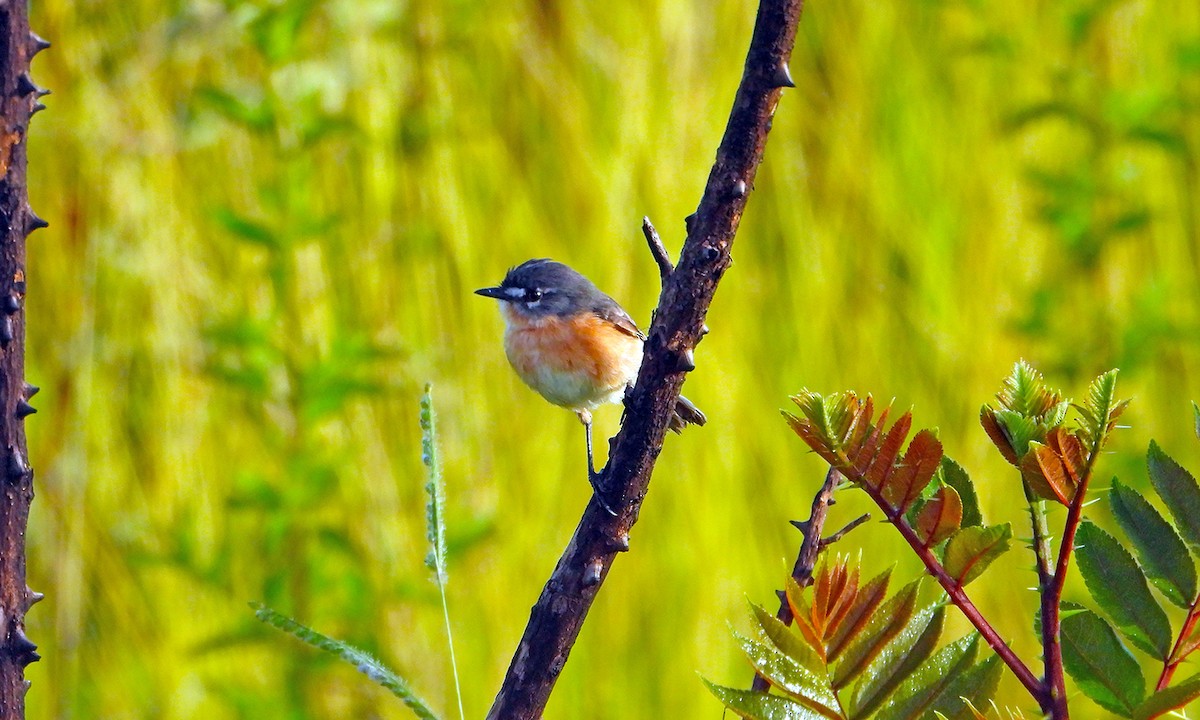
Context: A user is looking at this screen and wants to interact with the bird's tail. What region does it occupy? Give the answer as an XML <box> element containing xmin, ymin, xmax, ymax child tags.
<box><xmin>668</xmin><ymin>395</ymin><xmax>706</xmax><ymax>433</ymax></box>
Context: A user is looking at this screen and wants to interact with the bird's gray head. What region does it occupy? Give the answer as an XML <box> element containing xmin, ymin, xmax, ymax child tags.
<box><xmin>474</xmin><ymin>259</ymin><xmax>603</xmax><ymax>318</ymax></box>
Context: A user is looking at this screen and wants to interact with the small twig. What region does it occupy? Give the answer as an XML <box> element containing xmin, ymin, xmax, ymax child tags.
<box><xmin>642</xmin><ymin>216</ymin><xmax>674</xmax><ymax>285</ymax></box>
<box><xmin>751</xmin><ymin>467</ymin><xmax>842</xmax><ymax>692</ymax></box>
<box><xmin>819</xmin><ymin>513</ymin><xmax>870</xmax><ymax>547</ymax></box>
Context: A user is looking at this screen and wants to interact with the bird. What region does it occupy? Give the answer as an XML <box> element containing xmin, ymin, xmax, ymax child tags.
<box><xmin>476</xmin><ymin>258</ymin><xmax>706</xmax><ymax>513</ymax></box>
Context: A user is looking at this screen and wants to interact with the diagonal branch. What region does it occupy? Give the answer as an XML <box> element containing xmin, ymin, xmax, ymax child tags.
<box><xmin>485</xmin><ymin>1</ymin><xmax>804</xmax><ymax>717</ymax></box>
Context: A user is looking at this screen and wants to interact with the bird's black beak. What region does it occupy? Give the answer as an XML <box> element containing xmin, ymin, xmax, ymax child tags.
<box><xmin>474</xmin><ymin>286</ymin><xmax>508</xmax><ymax>300</ymax></box>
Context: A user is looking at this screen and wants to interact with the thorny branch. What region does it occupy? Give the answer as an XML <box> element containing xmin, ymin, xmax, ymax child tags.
<box><xmin>486</xmin><ymin>0</ymin><xmax>805</xmax><ymax>716</ymax></box>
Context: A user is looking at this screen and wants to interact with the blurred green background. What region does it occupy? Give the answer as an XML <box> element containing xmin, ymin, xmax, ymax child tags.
<box><xmin>22</xmin><ymin>0</ymin><xmax>1200</xmax><ymax>717</ymax></box>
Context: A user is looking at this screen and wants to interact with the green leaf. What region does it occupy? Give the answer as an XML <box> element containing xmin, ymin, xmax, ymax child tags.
<box><xmin>1076</xmin><ymin>521</ymin><xmax>1172</xmax><ymax>659</ymax></box>
<box><xmin>1110</xmin><ymin>478</ymin><xmax>1196</xmax><ymax>609</ymax></box>
<box><xmin>832</xmin><ymin>579</ymin><xmax>921</xmax><ymax>688</ymax></box>
<box><xmin>252</xmin><ymin>604</ymin><xmax>439</xmax><ymax>720</ymax></box>
<box><xmin>750</xmin><ymin>603</ymin><xmax>824</xmax><ymax>675</ymax></box>
<box><xmin>926</xmin><ymin>655</ymin><xmax>1003</xmax><ymax>720</ymax></box>
<box><xmin>1147</xmin><ymin>440</ymin><xmax>1200</xmax><ymax>549</ymax></box>
<box><xmin>1075</xmin><ymin>369</ymin><xmax>1127</xmax><ymax>455</ymax></box>
<box><xmin>846</xmin><ymin>605</ymin><xmax>945</xmax><ymax>718</ymax></box>
<box><xmin>1061</xmin><ymin>607</ymin><xmax>1146</xmax><ymax>715</ymax></box>
<box><xmin>876</xmin><ymin>633</ymin><xmax>981</xmax><ymax>720</ymax></box>
<box><xmin>1132</xmin><ymin>672</ymin><xmax>1200</xmax><ymax>720</ymax></box>
<box><xmin>703</xmin><ymin>680</ymin><xmax>831</xmax><ymax>720</ymax></box>
<box><xmin>941</xmin><ymin>457</ymin><xmax>983</xmax><ymax>527</ymax></box>
<box><xmin>734</xmin><ymin>631</ymin><xmax>839</xmax><ymax>713</ymax></box>
<box><xmin>943</xmin><ymin>524</ymin><xmax>1012</xmax><ymax>586</ymax></box>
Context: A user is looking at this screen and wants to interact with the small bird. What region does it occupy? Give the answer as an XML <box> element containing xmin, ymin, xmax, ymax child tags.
<box><xmin>476</xmin><ymin>258</ymin><xmax>705</xmax><ymax>512</ymax></box>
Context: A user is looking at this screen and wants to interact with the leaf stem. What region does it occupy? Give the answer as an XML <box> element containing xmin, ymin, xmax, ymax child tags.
<box><xmin>1157</xmin><ymin>591</ymin><xmax>1200</xmax><ymax>691</ymax></box>
<box><xmin>850</xmin><ymin>470</ymin><xmax>1047</xmax><ymax>704</ymax></box>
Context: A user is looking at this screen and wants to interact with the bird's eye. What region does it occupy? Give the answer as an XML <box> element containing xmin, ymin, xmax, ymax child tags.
<box><xmin>526</xmin><ymin>289</ymin><xmax>543</xmax><ymax>302</ymax></box>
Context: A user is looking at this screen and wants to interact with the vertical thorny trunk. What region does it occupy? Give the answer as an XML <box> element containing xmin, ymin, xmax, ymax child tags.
<box><xmin>0</xmin><ymin>2</ymin><xmax>46</xmax><ymax>718</ymax></box>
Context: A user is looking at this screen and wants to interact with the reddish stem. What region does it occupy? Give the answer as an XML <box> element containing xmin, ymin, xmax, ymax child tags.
<box><xmin>1157</xmin><ymin>593</ymin><xmax>1200</xmax><ymax>691</ymax></box>
<box><xmin>854</xmin><ymin>482</ymin><xmax>1047</xmax><ymax>704</ymax></box>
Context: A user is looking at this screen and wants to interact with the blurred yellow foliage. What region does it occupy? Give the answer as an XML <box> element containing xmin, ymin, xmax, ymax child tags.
<box><xmin>20</xmin><ymin>0</ymin><xmax>1200</xmax><ymax>717</ymax></box>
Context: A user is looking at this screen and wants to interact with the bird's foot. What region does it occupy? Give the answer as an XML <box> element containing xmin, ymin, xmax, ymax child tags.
<box><xmin>588</xmin><ymin>467</ymin><xmax>619</xmax><ymax>516</ymax></box>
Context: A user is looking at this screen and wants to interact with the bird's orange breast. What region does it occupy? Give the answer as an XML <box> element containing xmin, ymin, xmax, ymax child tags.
<box><xmin>501</xmin><ymin>306</ymin><xmax>643</xmax><ymax>411</ymax></box>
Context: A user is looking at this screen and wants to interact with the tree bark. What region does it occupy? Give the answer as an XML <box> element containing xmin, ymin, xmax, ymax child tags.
<box><xmin>486</xmin><ymin>0</ymin><xmax>804</xmax><ymax>717</ymax></box>
<box><xmin>0</xmin><ymin>2</ymin><xmax>47</xmax><ymax>718</ymax></box>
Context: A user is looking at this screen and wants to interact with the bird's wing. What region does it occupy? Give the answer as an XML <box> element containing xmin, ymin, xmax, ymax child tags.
<box><xmin>594</xmin><ymin>297</ymin><xmax>645</xmax><ymax>340</ymax></box>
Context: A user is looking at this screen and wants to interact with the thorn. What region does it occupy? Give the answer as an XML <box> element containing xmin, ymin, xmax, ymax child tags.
<box><xmin>3</xmin><ymin>295</ymin><xmax>19</xmax><ymax>314</ymax></box>
<box><xmin>23</xmin><ymin>383</ymin><xmax>38</xmax><ymax>398</ymax></box>
<box><xmin>827</xmin><ymin>498</ymin><xmax>837</xmax><ymax>506</ymax></box>
<box><xmin>7</xmin><ymin>447</ymin><xmax>27</xmax><ymax>480</ymax></box>
<box><xmin>789</xmin><ymin>519</ymin><xmax>809</xmax><ymax>532</ymax></box>
<box><xmin>770</xmin><ymin>62</ymin><xmax>796</xmax><ymax>89</ymax></box>
<box><xmin>26</xmin><ymin>211</ymin><xmax>48</xmax><ymax>234</ymax></box>
<box><xmin>730</xmin><ymin>179</ymin><xmax>747</xmax><ymax>199</ymax></box>
<box><xmin>583</xmin><ymin>558</ymin><xmax>603</xmax><ymax>587</ymax></box>
<box><xmin>31</xmin><ymin>101</ymin><xmax>46</xmax><ymax>116</ymax></box>
<box><xmin>15</xmin><ymin>400</ymin><xmax>35</xmax><ymax>419</ymax></box>
<box><xmin>675</xmin><ymin>347</ymin><xmax>695</xmax><ymax>373</ymax></box>
<box><xmin>14</xmin><ymin>73</ymin><xmax>38</xmax><ymax>97</ymax></box>
<box><xmin>11</xmin><ymin>629</ymin><xmax>36</xmax><ymax>655</ymax></box>
<box><xmin>700</xmin><ymin>324</ymin><xmax>709</xmax><ymax>336</ymax></box>
<box><xmin>0</xmin><ymin>316</ymin><xmax>13</xmax><ymax>346</ymax></box>
<box><xmin>26</xmin><ymin>589</ymin><xmax>43</xmax><ymax>607</ymax></box>
<box><xmin>684</xmin><ymin>212</ymin><xmax>696</xmax><ymax>234</ymax></box>
<box><xmin>775</xmin><ymin>589</ymin><xmax>787</xmax><ymax>604</ymax></box>
<box><xmin>28</xmin><ymin>33</ymin><xmax>50</xmax><ymax>56</ymax></box>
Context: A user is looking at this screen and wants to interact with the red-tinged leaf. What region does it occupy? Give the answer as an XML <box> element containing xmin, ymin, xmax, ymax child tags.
<box><xmin>882</xmin><ymin>429</ymin><xmax>943</xmax><ymax>513</ymax></box>
<box><xmin>1048</xmin><ymin>427</ymin><xmax>1087</xmax><ymax>486</ymax></box>
<box><xmin>1061</xmin><ymin>608</ymin><xmax>1146</xmax><ymax>715</ymax></box>
<box><xmin>785</xmin><ymin>580</ymin><xmax>826</xmax><ymax>655</ymax></box>
<box><xmin>1132</xmin><ymin>673</ymin><xmax>1200</xmax><ymax>720</ymax></box>
<box><xmin>827</xmin><ymin>568</ymin><xmax>892</xmax><ymax>662</ymax></box>
<box><xmin>1020</xmin><ymin>443</ymin><xmax>1073</xmax><ymax>505</ymax></box>
<box><xmin>705</xmin><ymin>680</ymin><xmax>833</xmax><ymax>720</ymax></box>
<box><xmin>812</xmin><ymin>558</ymin><xmax>849</xmax><ymax>632</ymax></box>
<box><xmin>785</xmin><ymin>413</ymin><xmax>842</xmax><ymax>466</ymax></box>
<box><xmin>845</xmin><ymin>396</ymin><xmax>876</xmax><ymax>451</ymax></box>
<box><xmin>851</xmin><ymin>422</ymin><xmax>886</xmax><ymax>478</ymax></box>
<box><xmin>943</xmin><ymin>524</ymin><xmax>1012</xmax><ymax>587</ymax></box>
<box><xmin>831</xmin><ymin>579</ymin><xmax>921</xmax><ymax>689</ymax></box>
<box><xmin>734</xmin><ymin>631</ymin><xmax>841</xmax><ymax>715</ymax></box>
<box><xmin>916</xmin><ymin>485</ymin><xmax>963</xmax><ymax>547</ymax></box>
<box><xmin>824</xmin><ymin>568</ymin><xmax>861</xmax><ymax>639</ymax></box>
<box><xmin>980</xmin><ymin>406</ymin><xmax>1020</xmax><ymax>465</ymax></box>
<box><xmin>864</xmin><ymin>412</ymin><xmax>912</xmax><ymax>491</ymax></box>
<box><xmin>874</xmin><ymin>634</ymin><xmax>981</xmax><ymax>720</ymax></box>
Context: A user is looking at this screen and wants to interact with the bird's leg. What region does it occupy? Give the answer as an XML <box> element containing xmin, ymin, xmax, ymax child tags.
<box><xmin>578</xmin><ymin>409</ymin><xmax>617</xmax><ymax>516</ymax></box>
